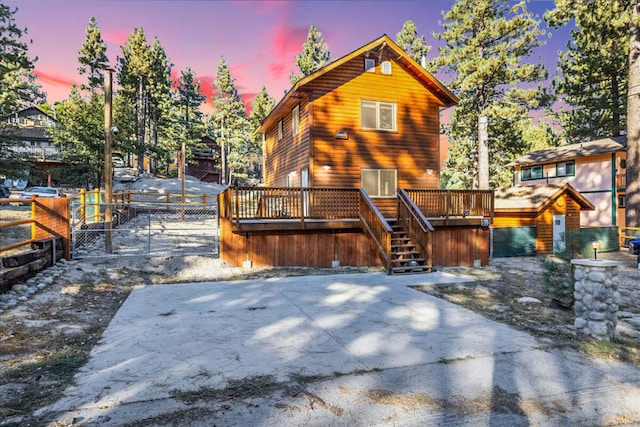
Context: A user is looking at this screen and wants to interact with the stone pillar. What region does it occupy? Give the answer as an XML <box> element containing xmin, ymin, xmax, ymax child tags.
<box><xmin>571</xmin><ymin>259</ymin><xmax>623</xmax><ymax>341</ymax></box>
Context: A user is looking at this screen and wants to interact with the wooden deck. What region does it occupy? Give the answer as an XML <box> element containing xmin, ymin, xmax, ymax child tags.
<box><xmin>218</xmin><ymin>186</ymin><xmax>494</xmax><ymax>271</ymax></box>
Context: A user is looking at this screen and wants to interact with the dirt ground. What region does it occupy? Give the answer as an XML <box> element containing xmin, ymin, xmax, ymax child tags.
<box><xmin>1</xmin><ymin>249</ymin><xmax>639</xmax><ymax>426</ymax></box>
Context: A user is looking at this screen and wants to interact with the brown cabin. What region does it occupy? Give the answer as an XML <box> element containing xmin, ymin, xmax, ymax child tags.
<box><xmin>493</xmin><ymin>183</ymin><xmax>595</xmax><ymax>255</ymax></box>
<box><xmin>220</xmin><ymin>35</ymin><xmax>494</xmax><ymax>273</ymax></box>
<box><xmin>187</xmin><ymin>136</ymin><xmax>221</xmax><ymax>183</ymax></box>
<box><xmin>256</xmin><ymin>34</ymin><xmax>457</xmax><ymax>218</ymax></box>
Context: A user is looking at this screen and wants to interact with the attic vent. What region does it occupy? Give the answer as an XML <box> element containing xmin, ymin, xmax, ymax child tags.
<box><xmin>381</xmin><ymin>61</ymin><xmax>392</xmax><ymax>75</ymax></box>
<box><xmin>365</xmin><ymin>58</ymin><xmax>375</xmax><ymax>72</ymax></box>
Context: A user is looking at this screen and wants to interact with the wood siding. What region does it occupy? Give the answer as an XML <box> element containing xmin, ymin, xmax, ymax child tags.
<box><xmin>264</xmin><ymin>44</ymin><xmax>443</xmax><ymax>193</ymax></box>
<box><xmin>432</xmin><ymin>226</ymin><xmax>489</xmax><ymax>267</ymax></box>
<box><xmin>220</xmin><ymin>218</ymin><xmax>382</xmax><ymax>268</ymax></box>
<box><xmin>264</xmin><ymin>97</ymin><xmax>311</xmax><ymax>187</ymax></box>
<box><xmin>494</xmin><ymin>193</ymin><xmax>584</xmax><ymax>254</ymax></box>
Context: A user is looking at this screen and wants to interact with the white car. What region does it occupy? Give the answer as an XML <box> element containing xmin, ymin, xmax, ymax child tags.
<box><xmin>19</xmin><ymin>186</ymin><xmax>63</xmax><ymax>201</ymax></box>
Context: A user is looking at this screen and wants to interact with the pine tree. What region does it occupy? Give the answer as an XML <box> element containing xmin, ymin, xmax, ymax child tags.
<box><xmin>546</xmin><ymin>0</ymin><xmax>629</xmax><ymax>143</ymax></box>
<box><xmin>173</xmin><ymin>67</ymin><xmax>205</xmax><ymax>177</ymax></box>
<box><xmin>0</xmin><ymin>3</ymin><xmax>44</xmax><ymax>181</ymax></box>
<box><xmin>146</xmin><ymin>36</ymin><xmax>173</xmax><ymax>173</ymax></box>
<box><xmin>117</xmin><ymin>28</ymin><xmax>152</xmax><ymax>172</ymax></box>
<box><xmin>50</xmin><ymin>86</ymin><xmax>105</xmax><ymax>188</ymax></box>
<box><xmin>628</xmin><ymin>0</ymin><xmax>640</xmax><ymax>227</ymax></box>
<box><xmin>248</xmin><ymin>86</ymin><xmax>275</xmax><ymax>182</ymax></box>
<box><xmin>434</xmin><ymin>0</ymin><xmax>550</xmax><ymax>189</ymax></box>
<box><xmin>77</xmin><ymin>17</ymin><xmax>109</xmax><ymax>91</ymax></box>
<box><xmin>289</xmin><ymin>25</ymin><xmax>330</xmax><ymax>86</ymax></box>
<box><xmin>211</xmin><ymin>57</ymin><xmax>250</xmax><ymax>184</ymax></box>
<box><xmin>396</xmin><ymin>20</ymin><xmax>431</xmax><ymax>65</ymax></box>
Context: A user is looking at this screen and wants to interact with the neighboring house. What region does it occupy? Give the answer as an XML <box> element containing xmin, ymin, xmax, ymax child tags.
<box><xmin>508</xmin><ymin>136</ymin><xmax>627</xmax><ymax>228</ymax></box>
<box><xmin>2</xmin><ymin>106</ymin><xmax>64</xmax><ymax>187</ymax></box>
<box><xmin>187</xmin><ymin>136</ymin><xmax>221</xmax><ymax>183</ymax></box>
<box><xmin>492</xmin><ymin>183</ymin><xmax>595</xmax><ymax>256</ymax></box>
<box><xmin>256</xmin><ymin>34</ymin><xmax>458</xmax><ymax>217</ymax></box>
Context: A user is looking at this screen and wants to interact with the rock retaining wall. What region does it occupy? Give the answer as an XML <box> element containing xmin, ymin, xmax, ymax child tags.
<box><xmin>572</xmin><ymin>259</ymin><xmax>623</xmax><ymax>341</ymax></box>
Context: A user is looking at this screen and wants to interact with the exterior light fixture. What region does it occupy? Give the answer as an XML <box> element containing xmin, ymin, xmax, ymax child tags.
<box><xmin>591</xmin><ymin>240</ymin><xmax>600</xmax><ymax>260</ymax></box>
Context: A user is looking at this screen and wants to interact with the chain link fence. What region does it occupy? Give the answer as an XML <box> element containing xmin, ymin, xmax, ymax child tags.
<box><xmin>70</xmin><ymin>201</ymin><xmax>219</xmax><ymax>259</ymax></box>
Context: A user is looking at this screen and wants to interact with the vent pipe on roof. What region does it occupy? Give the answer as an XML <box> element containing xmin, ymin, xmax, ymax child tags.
<box><xmin>420</xmin><ymin>55</ymin><xmax>427</xmax><ymax>69</ymax></box>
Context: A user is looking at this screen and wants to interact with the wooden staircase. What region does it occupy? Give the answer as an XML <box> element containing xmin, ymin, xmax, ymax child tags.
<box><xmin>388</xmin><ymin>220</ymin><xmax>431</xmax><ymax>274</ymax></box>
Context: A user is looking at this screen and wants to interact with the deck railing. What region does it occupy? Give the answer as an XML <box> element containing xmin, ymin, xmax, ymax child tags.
<box><xmin>359</xmin><ymin>189</ymin><xmax>392</xmax><ymax>270</ymax></box>
<box><xmin>229</xmin><ymin>186</ymin><xmax>360</xmax><ymax>222</ymax></box>
<box><xmin>406</xmin><ymin>189</ymin><xmax>494</xmax><ymax>222</ymax></box>
<box><xmin>397</xmin><ymin>189</ymin><xmax>434</xmax><ymax>269</ymax></box>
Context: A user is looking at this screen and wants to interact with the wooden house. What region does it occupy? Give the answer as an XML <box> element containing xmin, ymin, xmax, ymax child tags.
<box><xmin>508</xmin><ymin>136</ymin><xmax>626</xmax><ymax>227</ymax></box>
<box><xmin>187</xmin><ymin>136</ymin><xmax>221</xmax><ymax>183</ymax></box>
<box><xmin>219</xmin><ymin>35</ymin><xmax>494</xmax><ymax>272</ymax></box>
<box><xmin>492</xmin><ymin>183</ymin><xmax>595</xmax><ymax>256</ymax></box>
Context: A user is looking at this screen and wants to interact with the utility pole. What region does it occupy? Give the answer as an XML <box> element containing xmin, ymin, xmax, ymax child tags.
<box><xmin>104</xmin><ymin>68</ymin><xmax>114</xmax><ymax>254</ymax></box>
<box><xmin>182</xmin><ymin>93</ymin><xmax>188</xmax><ymax>205</ymax></box>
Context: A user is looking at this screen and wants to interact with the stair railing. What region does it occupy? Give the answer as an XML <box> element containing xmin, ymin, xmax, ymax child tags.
<box><xmin>397</xmin><ymin>189</ymin><xmax>434</xmax><ymax>270</ymax></box>
<box><xmin>359</xmin><ymin>189</ymin><xmax>392</xmax><ymax>272</ymax></box>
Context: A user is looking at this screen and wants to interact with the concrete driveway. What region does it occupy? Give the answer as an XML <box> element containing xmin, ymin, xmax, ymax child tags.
<box><xmin>42</xmin><ymin>272</ymin><xmax>640</xmax><ymax>426</ymax></box>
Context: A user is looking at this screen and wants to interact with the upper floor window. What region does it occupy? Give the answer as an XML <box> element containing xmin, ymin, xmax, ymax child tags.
<box><xmin>292</xmin><ymin>105</ymin><xmax>300</xmax><ymax>136</ymax></box>
<box><xmin>277</xmin><ymin>120</ymin><xmax>283</xmax><ymax>140</ymax></box>
<box><xmin>365</xmin><ymin>58</ymin><xmax>375</xmax><ymax>72</ymax></box>
<box><xmin>556</xmin><ymin>161</ymin><xmax>574</xmax><ymax>177</ymax></box>
<box><xmin>521</xmin><ymin>165</ymin><xmax>543</xmax><ymax>181</ymax></box>
<box><xmin>361</xmin><ymin>100</ymin><xmax>396</xmax><ymax>131</ymax></box>
<box><xmin>381</xmin><ymin>61</ymin><xmax>392</xmax><ymax>75</ymax></box>
<box><xmin>362</xmin><ymin>169</ymin><xmax>397</xmax><ymax>198</ymax></box>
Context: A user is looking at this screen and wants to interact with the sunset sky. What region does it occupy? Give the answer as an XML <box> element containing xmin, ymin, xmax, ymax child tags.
<box><xmin>6</xmin><ymin>0</ymin><xmax>570</xmax><ymax>111</ymax></box>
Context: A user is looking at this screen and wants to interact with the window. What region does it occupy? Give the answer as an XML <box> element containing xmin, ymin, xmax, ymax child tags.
<box><xmin>556</xmin><ymin>161</ymin><xmax>574</xmax><ymax>177</ymax></box>
<box><xmin>277</xmin><ymin>120</ymin><xmax>283</xmax><ymax>140</ymax></box>
<box><xmin>362</xmin><ymin>169</ymin><xmax>397</xmax><ymax>197</ymax></box>
<box><xmin>365</xmin><ymin>58</ymin><xmax>375</xmax><ymax>72</ymax></box>
<box><xmin>521</xmin><ymin>165</ymin><xmax>543</xmax><ymax>181</ymax></box>
<box><xmin>292</xmin><ymin>105</ymin><xmax>300</xmax><ymax>136</ymax></box>
<box><xmin>361</xmin><ymin>100</ymin><xmax>396</xmax><ymax>131</ymax></box>
<box><xmin>381</xmin><ymin>61</ymin><xmax>392</xmax><ymax>74</ymax></box>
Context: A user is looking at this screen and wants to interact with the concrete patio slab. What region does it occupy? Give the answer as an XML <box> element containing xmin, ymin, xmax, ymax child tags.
<box><xmin>40</xmin><ymin>272</ymin><xmax>640</xmax><ymax>426</ymax></box>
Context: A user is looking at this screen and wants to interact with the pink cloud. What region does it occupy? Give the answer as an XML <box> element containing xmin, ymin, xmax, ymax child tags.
<box><xmin>34</xmin><ymin>69</ymin><xmax>78</xmax><ymax>88</ymax></box>
<box><xmin>270</xmin><ymin>24</ymin><xmax>307</xmax><ymax>62</ymax></box>
<box><xmin>102</xmin><ymin>28</ymin><xmax>129</xmax><ymax>46</ymax></box>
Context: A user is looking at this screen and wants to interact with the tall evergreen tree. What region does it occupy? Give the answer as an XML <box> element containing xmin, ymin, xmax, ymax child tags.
<box><xmin>289</xmin><ymin>25</ymin><xmax>330</xmax><ymax>86</ymax></box>
<box><xmin>0</xmin><ymin>3</ymin><xmax>44</xmax><ymax>181</ymax></box>
<box><xmin>173</xmin><ymin>67</ymin><xmax>205</xmax><ymax>177</ymax></box>
<box><xmin>396</xmin><ymin>20</ymin><xmax>431</xmax><ymax>65</ymax></box>
<box><xmin>211</xmin><ymin>57</ymin><xmax>250</xmax><ymax>184</ymax></box>
<box><xmin>628</xmin><ymin>0</ymin><xmax>640</xmax><ymax>227</ymax></box>
<box><xmin>146</xmin><ymin>36</ymin><xmax>173</xmax><ymax>173</ymax></box>
<box><xmin>248</xmin><ymin>86</ymin><xmax>275</xmax><ymax>182</ymax></box>
<box><xmin>546</xmin><ymin>0</ymin><xmax>629</xmax><ymax>143</ymax></box>
<box><xmin>434</xmin><ymin>0</ymin><xmax>550</xmax><ymax>189</ymax></box>
<box><xmin>77</xmin><ymin>17</ymin><xmax>109</xmax><ymax>91</ymax></box>
<box><xmin>50</xmin><ymin>86</ymin><xmax>105</xmax><ymax>188</ymax></box>
<box><xmin>117</xmin><ymin>28</ymin><xmax>152</xmax><ymax>172</ymax></box>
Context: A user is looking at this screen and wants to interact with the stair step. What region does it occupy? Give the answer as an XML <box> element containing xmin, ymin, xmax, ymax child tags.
<box><xmin>391</xmin><ymin>250</ymin><xmax>421</xmax><ymax>257</ymax></box>
<box><xmin>390</xmin><ymin>265</ymin><xmax>431</xmax><ymax>274</ymax></box>
<box><xmin>390</xmin><ymin>258</ymin><xmax>425</xmax><ymax>265</ymax></box>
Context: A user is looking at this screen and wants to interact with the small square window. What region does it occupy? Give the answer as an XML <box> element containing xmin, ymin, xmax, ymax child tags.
<box><xmin>365</xmin><ymin>58</ymin><xmax>375</xmax><ymax>72</ymax></box>
<box><xmin>618</xmin><ymin>195</ymin><xmax>626</xmax><ymax>208</ymax></box>
<box><xmin>556</xmin><ymin>161</ymin><xmax>574</xmax><ymax>177</ymax></box>
<box><xmin>381</xmin><ymin>61</ymin><xmax>392</xmax><ymax>75</ymax></box>
<box><xmin>521</xmin><ymin>165</ymin><xmax>543</xmax><ymax>181</ymax></box>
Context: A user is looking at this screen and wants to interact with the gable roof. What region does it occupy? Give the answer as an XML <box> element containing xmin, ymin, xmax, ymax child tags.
<box><xmin>494</xmin><ymin>183</ymin><xmax>595</xmax><ymax>213</ymax></box>
<box><xmin>256</xmin><ymin>34</ymin><xmax>458</xmax><ymax>134</ymax></box>
<box><xmin>507</xmin><ymin>135</ymin><xmax>626</xmax><ymax>167</ymax></box>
